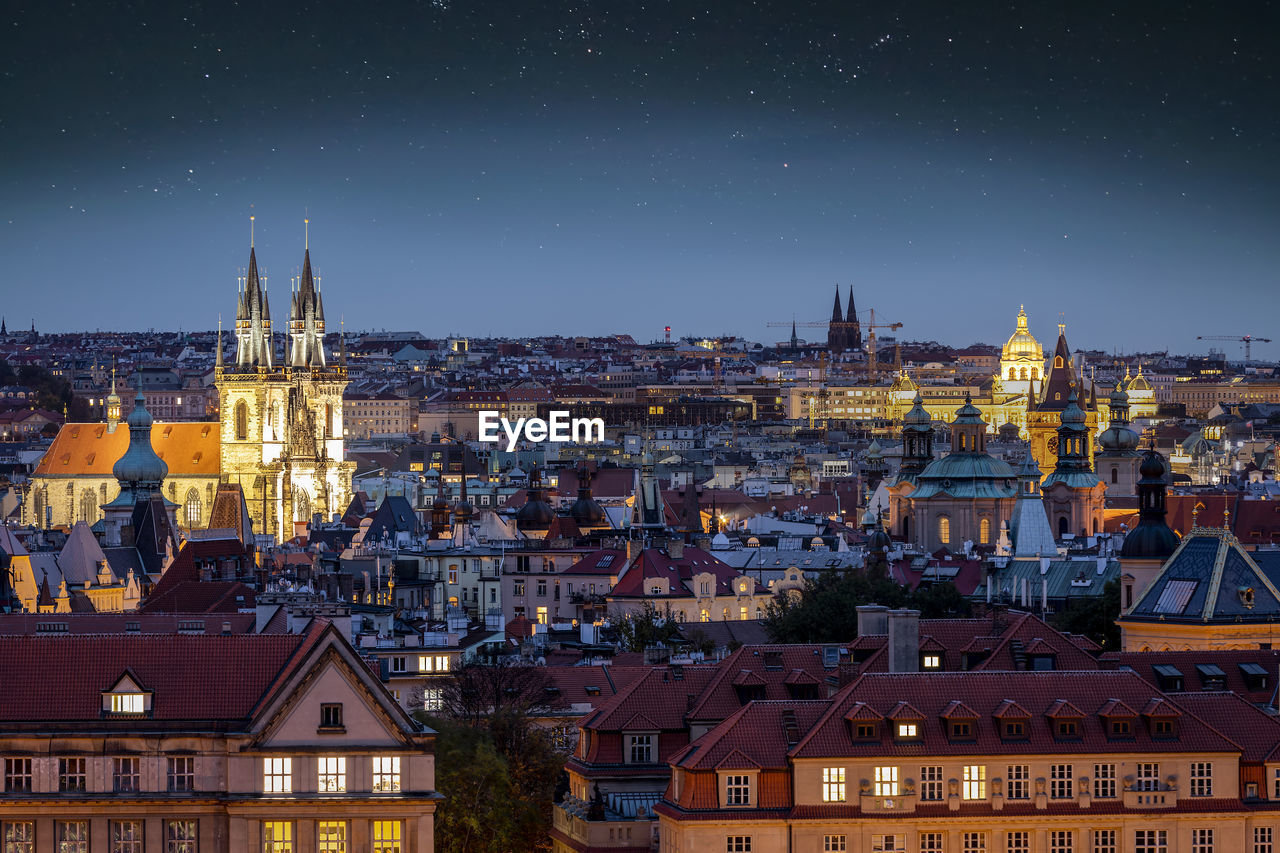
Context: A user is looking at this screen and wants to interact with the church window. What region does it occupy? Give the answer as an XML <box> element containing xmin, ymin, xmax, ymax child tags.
<box><xmin>184</xmin><ymin>489</ymin><xmax>202</xmax><ymax>527</ymax></box>
<box><xmin>1058</xmin><ymin>517</ymin><xmax>1069</xmax><ymax>536</ymax></box>
<box><xmin>980</xmin><ymin>518</ymin><xmax>991</xmax><ymax>544</ymax></box>
<box><xmin>1008</xmin><ymin>368</ymin><xmax>1016</xmax><ymax>379</ymax></box>
<box><xmin>939</xmin><ymin>517</ymin><xmax>951</xmax><ymax>545</ymax></box>
<box><xmin>234</xmin><ymin>400</ymin><xmax>248</xmax><ymax>440</ymax></box>
<box><xmin>1054</xmin><ymin>356</ymin><xmax>1063</xmax><ymax>368</ymax></box>
<box><xmin>79</xmin><ymin>490</ymin><xmax>97</xmax><ymax>524</ymax></box>
<box><xmin>1020</xmin><ymin>368</ymin><xmax>1027</xmax><ymax>380</ymax></box>
<box><xmin>1031</xmin><ymin>368</ymin><xmax>1038</xmax><ymax>379</ymax></box>
<box><xmin>1111</xmin><ymin>468</ymin><xmax>1119</xmax><ymax>484</ymax></box>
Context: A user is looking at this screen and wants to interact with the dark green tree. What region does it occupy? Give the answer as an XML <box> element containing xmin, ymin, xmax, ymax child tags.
<box><xmin>1055</xmin><ymin>578</ymin><xmax>1121</xmax><ymax>650</ymax></box>
<box><xmin>608</xmin><ymin>600</ymin><xmax>683</xmax><ymax>652</ymax></box>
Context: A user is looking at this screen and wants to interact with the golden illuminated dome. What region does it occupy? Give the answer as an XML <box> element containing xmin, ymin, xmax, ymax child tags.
<box><xmin>1002</xmin><ymin>306</ymin><xmax>1043</xmax><ymax>362</ymax></box>
<box><xmin>1127</xmin><ymin>364</ymin><xmax>1152</xmax><ymax>392</ymax></box>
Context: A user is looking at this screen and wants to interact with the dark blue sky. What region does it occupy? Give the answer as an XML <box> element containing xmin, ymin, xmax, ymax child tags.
<box><xmin>3</xmin><ymin>1</ymin><xmax>1277</xmax><ymax>357</ymax></box>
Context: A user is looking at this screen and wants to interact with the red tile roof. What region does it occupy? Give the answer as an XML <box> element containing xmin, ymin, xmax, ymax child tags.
<box><xmin>0</xmin><ymin>622</ymin><xmax>325</xmax><ymax>724</ymax></box>
<box><xmin>791</xmin><ymin>670</ymin><xmax>1240</xmax><ymax>759</ymax></box>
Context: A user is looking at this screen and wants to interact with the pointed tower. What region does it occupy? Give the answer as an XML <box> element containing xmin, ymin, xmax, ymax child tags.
<box><xmin>1009</xmin><ymin>454</ymin><xmax>1057</xmax><ymax>557</ymax></box>
<box><xmin>885</xmin><ymin>391</ymin><xmax>934</xmax><ymax>542</ymax></box>
<box><xmin>1028</xmin><ymin>321</ymin><xmax>1097</xmax><ymax>475</ymax></box>
<box><xmin>679</xmin><ymin>475</ymin><xmax>703</xmax><ymax>536</ymax></box>
<box><xmin>826</xmin><ymin>286</ymin><xmax>846</xmax><ymax>353</ymax></box>
<box><xmin>633</xmin><ymin>448</ymin><xmax>667</xmax><ymax>535</ymax></box>
<box><xmin>105</xmin><ymin>366</ymin><xmax>122</xmax><ymax>434</ymax></box>
<box><xmin>846</xmin><ymin>285</ymin><xmax>862</xmax><ymax>351</ymax></box>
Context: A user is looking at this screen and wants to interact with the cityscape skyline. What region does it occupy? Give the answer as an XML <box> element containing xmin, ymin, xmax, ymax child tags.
<box><xmin>4</xmin><ymin>2</ymin><xmax>1278</xmax><ymax>354</ymax></box>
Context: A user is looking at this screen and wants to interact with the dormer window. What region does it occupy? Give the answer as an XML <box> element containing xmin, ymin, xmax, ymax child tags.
<box><xmin>103</xmin><ymin>672</ymin><xmax>151</xmax><ymax>716</ymax></box>
<box><xmin>1002</xmin><ymin>721</ymin><xmax>1026</xmax><ymax>740</ymax></box>
<box><xmin>896</xmin><ymin>723</ymin><xmax>918</xmax><ymax>739</ymax></box>
<box><xmin>855</xmin><ymin>723</ymin><xmax>877</xmax><ymax>741</ymax></box>
<box><xmin>1109</xmin><ymin>719</ymin><xmax>1131</xmax><ymax>737</ymax></box>
<box><xmin>111</xmin><ymin>692</ymin><xmax>144</xmax><ymax>714</ymax></box>
<box><xmin>949</xmin><ymin>721</ymin><xmax>973</xmax><ymax>740</ymax></box>
<box><xmin>1055</xmin><ymin>720</ymin><xmax>1079</xmax><ymax>739</ymax></box>
<box><xmin>922</xmin><ymin>654</ymin><xmax>942</xmax><ymax>670</ymax></box>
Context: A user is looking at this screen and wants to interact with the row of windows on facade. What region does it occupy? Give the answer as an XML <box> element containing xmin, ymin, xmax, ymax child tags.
<box><xmin>1</xmin><ymin>756</ymin><xmax>402</xmax><ymax>794</ymax></box>
<box><xmin>807</xmin><ymin>761</ymin><xmax>1215</xmax><ymax>803</ymax></box>
<box><xmin>389</xmin><ymin>654</ymin><xmax>450</xmax><ymax>674</ymax></box>
<box><xmin>850</xmin><ymin>714</ymin><xmax>1174</xmax><ymax>744</ymax></box>
<box><xmin>66</xmin><ymin>485</ymin><xmax>207</xmax><ymax>527</ymax></box>
<box><xmin>698</xmin><ymin>827</ymin><xmax>1265</xmax><ymax>853</ymax></box>
<box><xmin>232</xmin><ymin>400</ymin><xmax>337</xmax><ymax>441</ymax></box>
<box><xmin>0</xmin><ymin>818</ymin><xmax>404</xmax><ymax>853</ymax></box>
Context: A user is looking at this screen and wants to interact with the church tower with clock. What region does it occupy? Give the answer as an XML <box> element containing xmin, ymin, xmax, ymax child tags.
<box><xmin>215</xmin><ymin>220</ymin><xmax>354</xmax><ymax>542</ymax></box>
<box><xmin>1027</xmin><ymin>323</ymin><xmax>1099</xmax><ymax>479</ymax></box>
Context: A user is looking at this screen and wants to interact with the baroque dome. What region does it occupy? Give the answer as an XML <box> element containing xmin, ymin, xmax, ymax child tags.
<box><xmin>1002</xmin><ymin>306</ymin><xmax>1043</xmax><ymax>362</ymax></box>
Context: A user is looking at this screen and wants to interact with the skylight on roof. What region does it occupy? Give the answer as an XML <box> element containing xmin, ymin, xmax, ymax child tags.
<box><xmin>598</xmin><ymin>555</ymin><xmax>613</xmax><ymax>568</ymax></box>
<box><xmin>1153</xmin><ymin>579</ymin><xmax>1198</xmax><ymax>614</ymax></box>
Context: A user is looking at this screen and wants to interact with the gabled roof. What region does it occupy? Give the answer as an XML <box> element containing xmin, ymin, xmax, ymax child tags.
<box><xmin>0</xmin><ymin>621</ymin><xmax>325</xmax><ymax>724</ymax></box>
<box><xmin>992</xmin><ymin>699</ymin><xmax>1031</xmax><ymax>719</ymax></box>
<box><xmin>1095</xmin><ymin>698</ymin><xmax>1137</xmax><ymax>718</ymax></box>
<box><xmin>1044</xmin><ymin>699</ymin><xmax>1085</xmax><ymax>718</ymax></box>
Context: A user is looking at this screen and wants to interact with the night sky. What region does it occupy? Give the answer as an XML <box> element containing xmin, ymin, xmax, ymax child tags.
<box><xmin>4</xmin><ymin>2</ymin><xmax>1277</xmax><ymax>356</ymax></box>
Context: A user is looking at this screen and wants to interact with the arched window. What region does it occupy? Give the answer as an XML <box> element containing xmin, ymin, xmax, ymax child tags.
<box><xmin>1020</xmin><ymin>367</ymin><xmax>1027</xmax><ymax>380</ymax></box>
<box><xmin>722</xmin><ymin>607</ymin><xmax>731</xmax><ymax>621</ymax></box>
<box><xmin>1031</xmin><ymin>368</ymin><xmax>1038</xmax><ymax>379</ymax></box>
<box><xmin>1058</xmin><ymin>516</ymin><xmax>1069</xmax><ymax>536</ymax></box>
<box><xmin>901</xmin><ymin>516</ymin><xmax>910</xmax><ymax>540</ymax></box>
<box><xmin>1008</xmin><ymin>368</ymin><xmax>1016</xmax><ymax>379</ymax></box>
<box><xmin>1054</xmin><ymin>356</ymin><xmax>1063</xmax><ymax>369</ymax></box>
<box><xmin>325</xmin><ymin>403</ymin><xmax>334</xmax><ymax>439</ymax></box>
<box><xmin>1111</xmin><ymin>468</ymin><xmax>1119</xmax><ymax>484</ymax></box>
<box><xmin>700</xmin><ymin>609</ymin><xmax>710</xmax><ymax>623</ymax></box>
<box><xmin>979</xmin><ymin>518</ymin><xmax>991</xmax><ymax>544</ymax></box>
<box><xmin>184</xmin><ymin>489</ymin><xmax>202</xmax><ymax>528</ymax></box>
<box><xmin>938</xmin><ymin>517</ymin><xmax>951</xmax><ymax>545</ymax></box>
<box><xmin>234</xmin><ymin>400</ymin><xmax>248</xmax><ymax>441</ymax></box>
<box><xmin>78</xmin><ymin>490</ymin><xmax>97</xmax><ymax>524</ymax></box>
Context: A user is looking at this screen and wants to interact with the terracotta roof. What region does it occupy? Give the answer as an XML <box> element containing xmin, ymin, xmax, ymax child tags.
<box><xmin>1104</xmin><ymin>649</ymin><xmax>1280</xmax><ymax>705</ymax></box>
<box><xmin>671</xmin><ymin>700</ymin><xmax>831</xmax><ymax>771</ymax></box>
<box><xmin>1168</xmin><ymin>691</ymin><xmax>1280</xmax><ymax>762</ymax></box>
<box><xmin>791</xmin><ymin>671</ymin><xmax>1239</xmax><ymax>759</ymax></box>
<box><xmin>0</xmin><ymin>621</ymin><xmax>324</xmax><ymax>723</ymax></box>
<box><xmin>0</xmin><ymin>612</ymin><xmax>257</xmax><ymax>635</ymax></box>
<box><xmin>34</xmin><ymin>421</ymin><xmax>219</xmax><ymax>477</ymax></box>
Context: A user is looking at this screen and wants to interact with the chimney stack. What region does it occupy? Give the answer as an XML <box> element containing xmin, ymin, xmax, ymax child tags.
<box><xmin>855</xmin><ymin>604</ymin><xmax>890</xmax><ymax>637</ymax></box>
<box><xmin>887</xmin><ymin>608</ymin><xmax>920</xmax><ymax>673</ymax></box>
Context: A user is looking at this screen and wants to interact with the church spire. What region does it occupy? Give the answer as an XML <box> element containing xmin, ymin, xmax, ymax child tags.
<box><xmin>831</xmin><ymin>285</ymin><xmax>843</xmax><ymax>322</ymax></box>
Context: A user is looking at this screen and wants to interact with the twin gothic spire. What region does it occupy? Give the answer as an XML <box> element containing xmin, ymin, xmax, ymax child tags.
<box><xmin>230</xmin><ymin>218</ymin><xmax>328</xmax><ymax>370</ymax></box>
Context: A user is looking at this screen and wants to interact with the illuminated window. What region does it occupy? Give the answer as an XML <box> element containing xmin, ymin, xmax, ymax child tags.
<box><xmin>373</xmin><ymin>756</ymin><xmax>401</xmax><ymax>792</ymax></box>
<box><xmin>938</xmin><ymin>517</ymin><xmax>951</xmax><ymax>544</ymax></box>
<box><xmin>874</xmin><ymin>766</ymin><xmax>899</xmax><ymax>797</ymax></box>
<box><xmin>263</xmin><ymin>821</ymin><xmax>293</xmax><ymax>853</ymax></box>
<box><xmin>422</xmin><ymin>687</ymin><xmax>442</xmax><ymax>712</ymax></box>
<box><xmin>234</xmin><ymin>401</ymin><xmax>248</xmax><ymax>440</ymax></box>
<box><xmin>922</xmin><ymin>654</ymin><xmax>941</xmax><ymax>670</ymax></box>
<box><xmin>184</xmin><ymin>489</ymin><xmax>202</xmax><ymax>527</ymax></box>
<box><xmin>896</xmin><ymin>722</ymin><xmax>917</xmax><ymax>738</ymax></box>
<box><xmin>318</xmin><ymin>756</ymin><xmax>346</xmax><ymax>793</ymax></box>
<box><xmin>318</xmin><ymin>821</ymin><xmax>347</xmax><ymax>853</ymax></box>
<box><xmin>263</xmin><ymin>757</ymin><xmax>292</xmax><ymax>793</ymax></box>
<box><xmin>111</xmin><ymin>692</ymin><xmax>144</xmax><ymax>714</ymax></box>
<box><xmin>822</xmin><ymin>767</ymin><xmax>846</xmax><ymax>802</ymax></box>
<box><xmin>962</xmin><ymin>765</ymin><xmax>986</xmax><ymax>800</ymax></box>
<box><xmin>372</xmin><ymin>821</ymin><xmax>401</xmax><ymax>853</ymax></box>
<box><xmin>979</xmin><ymin>517</ymin><xmax>990</xmax><ymax>544</ymax></box>
<box><xmin>536</xmin><ymin>606</ymin><xmax>548</xmax><ymax>624</ymax></box>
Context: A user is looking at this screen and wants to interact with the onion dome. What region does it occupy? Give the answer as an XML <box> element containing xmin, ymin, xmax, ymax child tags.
<box><xmin>953</xmin><ymin>393</ymin><xmax>985</xmax><ymax>425</ymax></box>
<box><xmin>1060</xmin><ymin>387</ymin><xmax>1086</xmax><ymax>425</ymax></box>
<box><xmin>1120</xmin><ymin>445</ymin><xmax>1180</xmax><ymax>559</ymax></box>
<box><xmin>569</xmin><ymin>466</ymin><xmax>606</xmax><ymax>526</ymax></box>
<box><xmin>861</xmin><ymin>506</ymin><xmax>878</xmax><ymax>527</ymax></box>
<box><xmin>1002</xmin><ymin>306</ymin><xmax>1043</xmax><ymax>361</ymax></box>
<box><xmin>516</xmin><ymin>466</ymin><xmax>555</xmax><ymax>530</ymax></box>
<box><xmin>866</xmin><ymin>439</ymin><xmax>883</xmax><ymax>459</ymax></box>
<box><xmin>903</xmin><ymin>392</ymin><xmax>931</xmax><ymax>429</ymax></box>
<box><xmin>112</xmin><ymin>392</ymin><xmax>168</xmax><ymax>489</ymax></box>
<box><xmin>1109</xmin><ymin>379</ymin><xmax>1128</xmax><ymax>408</ymax></box>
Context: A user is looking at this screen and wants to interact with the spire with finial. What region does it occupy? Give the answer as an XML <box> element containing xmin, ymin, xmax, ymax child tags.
<box><xmin>1224</xmin><ymin>503</ymin><xmax>1232</xmax><ymax>532</ymax></box>
<box><xmin>215</xmin><ymin>314</ymin><xmax>223</xmax><ymax>369</ymax></box>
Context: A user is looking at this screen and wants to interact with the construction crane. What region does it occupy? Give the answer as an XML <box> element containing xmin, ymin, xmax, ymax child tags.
<box><xmin>675</xmin><ymin>338</ymin><xmax>748</xmax><ymax>389</ymax></box>
<box><xmin>864</xmin><ymin>308</ymin><xmax>903</xmax><ymax>384</ymax></box>
<box><xmin>1197</xmin><ymin>334</ymin><xmax>1273</xmax><ymax>362</ymax></box>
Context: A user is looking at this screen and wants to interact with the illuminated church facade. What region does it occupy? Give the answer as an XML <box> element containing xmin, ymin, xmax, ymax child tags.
<box><xmin>24</xmin><ymin>226</ymin><xmax>353</xmax><ymax>542</ymax></box>
<box><xmin>216</xmin><ymin>227</ymin><xmax>354</xmax><ymax>541</ymax></box>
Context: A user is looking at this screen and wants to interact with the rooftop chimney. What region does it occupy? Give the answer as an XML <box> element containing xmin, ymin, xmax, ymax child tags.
<box><xmin>855</xmin><ymin>604</ymin><xmax>890</xmax><ymax>636</ymax></box>
<box><xmin>887</xmin><ymin>608</ymin><xmax>920</xmax><ymax>673</ymax></box>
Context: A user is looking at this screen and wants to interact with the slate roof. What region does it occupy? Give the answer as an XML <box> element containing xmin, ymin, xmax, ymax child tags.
<box><xmin>1124</xmin><ymin>527</ymin><xmax>1280</xmax><ymax>623</ymax></box>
